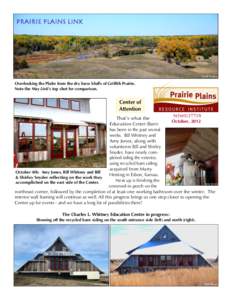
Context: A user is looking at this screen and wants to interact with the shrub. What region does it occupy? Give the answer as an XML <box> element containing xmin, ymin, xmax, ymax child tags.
<box><xmin>113</xmin><ymin>49</ymin><xmax>131</xmax><ymax>56</ymax></box>
<box><xmin>14</xmin><ymin>57</ymin><xmax>20</xmax><ymax>70</ymax></box>
<box><xmin>102</xmin><ymin>48</ymin><xmax>110</xmax><ymax>58</ymax></box>
<box><xmin>112</xmin><ymin>47</ymin><xmax>148</xmax><ymax>57</ymax></box>
<box><xmin>198</xmin><ymin>47</ymin><xmax>218</xmax><ymax>59</ymax></box>
<box><xmin>19</xmin><ymin>59</ymin><xmax>29</xmax><ymax>69</ymax></box>
<box><xmin>157</xmin><ymin>38</ymin><xmax>197</xmax><ymax>64</ymax></box>
<box><xmin>14</xmin><ymin>58</ymin><xmax>29</xmax><ymax>70</ymax></box>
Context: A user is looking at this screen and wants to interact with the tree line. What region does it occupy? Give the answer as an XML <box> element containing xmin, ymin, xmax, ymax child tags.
<box><xmin>14</xmin><ymin>35</ymin><xmax>218</xmax><ymax>70</ymax></box>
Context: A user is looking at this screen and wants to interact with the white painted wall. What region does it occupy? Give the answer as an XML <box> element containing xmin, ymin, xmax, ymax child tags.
<box><xmin>71</xmin><ymin>271</ymin><xmax>100</xmax><ymax>280</ymax></box>
<box><xmin>14</xmin><ymin>98</ymin><xmax>106</xmax><ymax>125</ymax></box>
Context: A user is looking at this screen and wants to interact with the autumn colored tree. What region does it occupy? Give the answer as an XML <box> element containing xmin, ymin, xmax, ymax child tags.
<box><xmin>157</xmin><ymin>38</ymin><xmax>197</xmax><ymax>64</ymax></box>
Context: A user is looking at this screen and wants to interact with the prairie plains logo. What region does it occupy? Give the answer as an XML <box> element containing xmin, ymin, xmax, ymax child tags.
<box><xmin>154</xmin><ymin>87</ymin><xmax>218</xmax><ymax>112</ymax></box>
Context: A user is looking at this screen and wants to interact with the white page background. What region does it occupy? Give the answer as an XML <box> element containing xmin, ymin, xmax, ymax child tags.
<box><xmin>0</xmin><ymin>0</ymin><xmax>231</xmax><ymax>299</ymax></box>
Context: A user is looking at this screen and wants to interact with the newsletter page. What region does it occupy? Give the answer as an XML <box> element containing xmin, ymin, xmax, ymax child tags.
<box><xmin>0</xmin><ymin>0</ymin><xmax>231</xmax><ymax>299</ymax></box>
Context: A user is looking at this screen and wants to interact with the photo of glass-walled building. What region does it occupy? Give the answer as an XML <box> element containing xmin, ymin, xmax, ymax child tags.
<box><xmin>14</xmin><ymin>98</ymin><xmax>106</xmax><ymax>167</ymax></box>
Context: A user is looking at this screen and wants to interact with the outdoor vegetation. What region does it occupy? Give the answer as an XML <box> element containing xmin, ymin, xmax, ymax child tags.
<box><xmin>18</xmin><ymin>154</ymin><xmax>106</xmax><ymax>168</ymax></box>
<box><xmin>110</xmin><ymin>267</ymin><xmax>218</xmax><ymax>286</ymax></box>
<box><xmin>14</xmin><ymin>273</ymin><xmax>108</xmax><ymax>286</ymax></box>
<box><xmin>13</xmin><ymin>35</ymin><xmax>218</xmax><ymax>78</ymax></box>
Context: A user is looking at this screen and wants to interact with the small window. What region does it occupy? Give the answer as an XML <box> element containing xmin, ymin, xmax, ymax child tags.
<box><xmin>88</xmin><ymin>126</ymin><xmax>96</xmax><ymax>137</ymax></box>
<box><xmin>14</xmin><ymin>98</ymin><xmax>29</xmax><ymax>104</ymax></box>
<box><xmin>71</xmin><ymin>100</ymin><xmax>80</xmax><ymax>111</ymax></box>
<box><xmin>31</xmin><ymin>98</ymin><xmax>44</xmax><ymax>106</ymax></box>
<box><xmin>79</xmin><ymin>126</ymin><xmax>87</xmax><ymax>137</ymax></box>
<box><xmin>60</xmin><ymin>98</ymin><xmax>69</xmax><ymax>109</ymax></box>
<box><xmin>160</xmin><ymin>256</ymin><xmax>166</xmax><ymax>261</ymax></box>
<box><xmin>35</xmin><ymin>123</ymin><xmax>46</xmax><ymax>136</ymax></box>
<box><xmin>19</xmin><ymin>123</ymin><xmax>32</xmax><ymax>137</ymax></box>
<box><xmin>47</xmin><ymin>98</ymin><xmax>58</xmax><ymax>108</ymax></box>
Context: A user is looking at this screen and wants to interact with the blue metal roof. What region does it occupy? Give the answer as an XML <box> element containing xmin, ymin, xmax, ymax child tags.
<box><xmin>127</xmin><ymin>225</ymin><xmax>181</xmax><ymax>255</ymax></box>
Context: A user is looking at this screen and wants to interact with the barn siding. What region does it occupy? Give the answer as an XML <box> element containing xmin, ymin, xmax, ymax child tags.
<box><xmin>117</xmin><ymin>255</ymin><xmax>209</xmax><ymax>274</ymax></box>
<box><xmin>121</xmin><ymin>255</ymin><xmax>138</xmax><ymax>267</ymax></box>
<box><xmin>75</xmin><ymin>261</ymin><xmax>99</xmax><ymax>272</ymax></box>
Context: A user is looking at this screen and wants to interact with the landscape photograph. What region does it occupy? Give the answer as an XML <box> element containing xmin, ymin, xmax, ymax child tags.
<box><xmin>110</xmin><ymin>225</ymin><xmax>218</xmax><ymax>286</ymax></box>
<box><xmin>14</xmin><ymin>14</ymin><xmax>218</xmax><ymax>79</ymax></box>
<box><xmin>14</xmin><ymin>224</ymin><xmax>109</xmax><ymax>286</ymax></box>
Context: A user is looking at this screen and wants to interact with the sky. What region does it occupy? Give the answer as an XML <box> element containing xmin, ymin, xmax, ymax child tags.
<box><xmin>14</xmin><ymin>14</ymin><xmax>218</xmax><ymax>36</ymax></box>
<box><xmin>14</xmin><ymin>224</ymin><xmax>109</xmax><ymax>273</ymax></box>
<box><xmin>111</xmin><ymin>224</ymin><xmax>218</xmax><ymax>260</ymax></box>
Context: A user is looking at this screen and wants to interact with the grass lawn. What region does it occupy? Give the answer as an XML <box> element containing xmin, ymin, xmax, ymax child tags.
<box><xmin>19</xmin><ymin>154</ymin><xmax>106</xmax><ymax>168</ymax></box>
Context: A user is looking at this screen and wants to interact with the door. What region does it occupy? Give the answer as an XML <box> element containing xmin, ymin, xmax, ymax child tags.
<box><xmin>66</xmin><ymin>129</ymin><xmax>76</xmax><ymax>158</ymax></box>
<box><xmin>51</xmin><ymin>129</ymin><xmax>63</xmax><ymax>159</ymax></box>
<box><xmin>138</xmin><ymin>256</ymin><xmax>146</xmax><ymax>267</ymax></box>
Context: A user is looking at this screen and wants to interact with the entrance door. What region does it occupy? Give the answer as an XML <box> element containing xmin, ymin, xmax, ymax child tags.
<box><xmin>51</xmin><ymin>129</ymin><xmax>63</xmax><ymax>159</ymax></box>
<box><xmin>138</xmin><ymin>256</ymin><xmax>146</xmax><ymax>267</ymax></box>
<box><xmin>66</xmin><ymin>129</ymin><xmax>76</xmax><ymax>158</ymax></box>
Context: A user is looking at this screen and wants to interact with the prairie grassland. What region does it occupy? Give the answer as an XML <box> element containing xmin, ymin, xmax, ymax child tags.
<box><xmin>110</xmin><ymin>267</ymin><xmax>218</xmax><ymax>286</ymax></box>
<box><xmin>14</xmin><ymin>35</ymin><xmax>218</xmax><ymax>79</ymax></box>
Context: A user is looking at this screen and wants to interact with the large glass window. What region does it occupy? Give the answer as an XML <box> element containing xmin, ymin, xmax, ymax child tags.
<box><xmin>46</xmin><ymin>98</ymin><xmax>58</xmax><ymax>107</ymax></box>
<box><xmin>71</xmin><ymin>100</ymin><xmax>80</xmax><ymax>111</ymax></box>
<box><xmin>14</xmin><ymin>98</ymin><xmax>29</xmax><ymax>104</ymax></box>
<box><xmin>88</xmin><ymin>126</ymin><xmax>96</xmax><ymax>137</ymax></box>
<box><xmin>31</xmin><ymin>98</ymin><xmax>44</xmax><ymax>106</ymax></box>
<box><xmin>19</xmin><ymin>123</ymin><xmax>33</xmax><ymax>152</ymax></box>
<box><xmin>60</xmin><ymin>98</ymin><xmax>69</xmax><ymax>109</ymax></box>
<box><xmin>18</xmin><ymin>122</ymin><xmax>47</xmax><ymax>152</ymax></box>
<box><xmin>78</xmin><ymin>125</ymin><xmax>96</xmax><ymax>152</ymax></box>
<box><xmin>79</xmin><ymin>126</ymin><xmax>87</xmax><ymax>137</ymax></box>
<box><xmin>34</xmin><ymin>124</ymin><xmax>47</xmax><ymax>151</ymax></box>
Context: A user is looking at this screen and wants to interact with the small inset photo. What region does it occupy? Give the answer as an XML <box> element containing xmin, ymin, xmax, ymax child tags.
<box><xmin>110</xmin><ymin>224</ymin><xmax>218</xmax><ymax>286</ymax></box>
<box><xmin>14</xmin><ymin>98</ymin><xmax>107</xmax><ymax>168</ymax></box>
<box><xmin>165</xmin><ymin>128</ymin><xmax>218</xmax><ymax>186</ymax></box>
<box><xmin>14</xmin><ymin>224</ymin><xmax>109</xmax><ymax>286</ymax></box>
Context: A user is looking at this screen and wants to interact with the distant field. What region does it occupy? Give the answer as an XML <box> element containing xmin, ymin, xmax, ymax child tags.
<box><xmin>14</xmin><ymin>274</ymin><xmax>109</xmax><ymax>286</ymax></box>
<box><xmin>110</xmin><ymin>267</ymin><xmax>218</xmax><ymax>286</ymax></box>
<box><xmin>14</xmin><ymin>35</ymin><xmax>218</xmax><ymax>79</ymax></box>
<box><xmin>14</xmin><ymin>53</ymin><xmax>218</xmax><ymax>79</ymax></box>
<box><xmin>18</xmin><ymin>154</ymin><xmax>106</xmax><ymax>168</ymax></box>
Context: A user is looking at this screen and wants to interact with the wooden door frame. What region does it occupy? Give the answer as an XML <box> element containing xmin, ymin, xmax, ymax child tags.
<box><xmin>51</xmin><ymin>128</ymin><xmax>64</xmax><ymax>159</ymax></box>
<box><xmin>65</xmin><ymin>128</ymin><xmax>77</xmax><ymax>158</ymax></box>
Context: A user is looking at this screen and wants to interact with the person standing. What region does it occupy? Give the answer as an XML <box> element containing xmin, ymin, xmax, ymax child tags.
<box><xmin>183</xmin><ymin>154</ymin><xmax>197</xmax><ymax>186</ymax></box>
